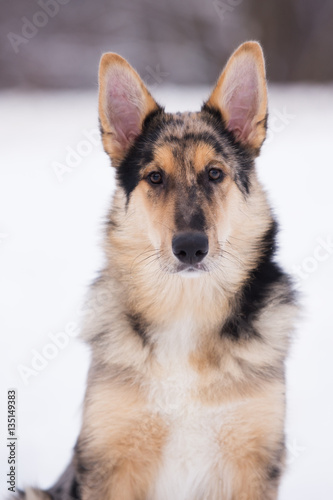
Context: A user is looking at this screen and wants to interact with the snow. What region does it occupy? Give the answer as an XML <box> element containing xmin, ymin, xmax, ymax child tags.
<box><xmin>1</xmin><ymin>85</ymin><xmax>333</xmax><ymax>498</ymax></box>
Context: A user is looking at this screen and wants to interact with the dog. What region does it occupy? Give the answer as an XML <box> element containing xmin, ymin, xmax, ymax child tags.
<box><xmin>18</xmin><ymin>41</ymin><xmax>297</xmax><ymax>500</ymax></box>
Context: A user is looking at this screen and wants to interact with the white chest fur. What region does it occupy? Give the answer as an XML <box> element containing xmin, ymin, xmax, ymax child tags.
<box><xmin>147</xmin><ymin>403</ymin><xmax>226</xmax><ymax>500</ymax></box>
<box><xmin>146</xmin><ymin>319</ymin><xmax>229</xmax><ymax>500</ymax></box>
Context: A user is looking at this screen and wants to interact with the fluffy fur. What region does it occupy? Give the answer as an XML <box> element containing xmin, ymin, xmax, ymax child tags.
<box><xmin>17</xmin><ymin>42</ymin><xmax>297</xmax><ymax>500</ymax></box>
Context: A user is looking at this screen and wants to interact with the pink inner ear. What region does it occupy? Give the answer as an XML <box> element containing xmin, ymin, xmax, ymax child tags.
<box><xmin>106</xmin><ymin>71</ymin><xmax>143</xmax><ymax>148</ymax></box>
<box><xmin>223</xmin><ymin>61</ymin><xmax>259</xmax><ymax>142</ymax></box>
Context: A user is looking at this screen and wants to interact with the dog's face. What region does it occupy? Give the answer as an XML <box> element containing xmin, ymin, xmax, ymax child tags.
<box><xmin>98</xmin><ymin>43</ymin><xmax>269</xmax><ymax>277</ymax></box>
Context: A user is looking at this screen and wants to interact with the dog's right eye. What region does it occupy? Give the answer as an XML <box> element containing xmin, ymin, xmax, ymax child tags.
<box><xmin>208</xmin><ymin>168</ymin><xmax>224</xmax><ymax>182</ymax></box>
<box><xmin>147</xmin><ymin>172</ymin><xmax>163</xmax><ymax>185</ymax></box>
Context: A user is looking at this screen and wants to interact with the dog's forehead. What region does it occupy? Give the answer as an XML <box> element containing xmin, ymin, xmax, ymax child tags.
<box><xmin>151</xmin><ymin>110</ymin><xmax>227</xmax><ymax>175</ymax></box>
<box><xmin>155</xmin><ymin>110</ymin><xmax>220</xmax><ymax>145</ymax></box>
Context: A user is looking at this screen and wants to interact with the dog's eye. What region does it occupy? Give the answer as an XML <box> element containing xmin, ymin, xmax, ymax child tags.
<box><xmin>148</xmin><ymin>172</ymin><xmax>163</xmax><ymax>185</ymax></box>
<box><xmin>208</xmin><ymin>168</ymin><xmax>224</xmax><ymax>182</ymax></box>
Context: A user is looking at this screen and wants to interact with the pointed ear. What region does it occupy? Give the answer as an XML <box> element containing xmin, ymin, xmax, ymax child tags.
<box><xmin>98</xmin><ymin>53</ymin><xmax>160</xmax><ymax>164</ymax></box>
<box><xmin>204</xmin><ymin>41</ymin><xmax>267</xmax><ymax>153</ymax></box>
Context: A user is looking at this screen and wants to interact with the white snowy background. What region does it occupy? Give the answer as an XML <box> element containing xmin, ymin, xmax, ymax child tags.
<box><xmin>1</xmin><ymin>85</ymin><xmax>333</xmax><ymax>498</ymax></box>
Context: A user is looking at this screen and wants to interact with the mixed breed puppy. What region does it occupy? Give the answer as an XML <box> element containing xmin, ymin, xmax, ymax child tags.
<box><xmin>18</xmin><ymin>41</ymin><xmax>297</xmax><ymax>500</ymax></box>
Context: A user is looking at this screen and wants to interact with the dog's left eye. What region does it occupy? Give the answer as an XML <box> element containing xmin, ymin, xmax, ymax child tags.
<box><xmin>208</xmin><ymin>168</ymin><xmax>224</xmax><ymax>182</ymax></box>
<box><xmin>147</xmin><ymin>172</ymin><xmax>163</xmax><ymax>185</ymax></box>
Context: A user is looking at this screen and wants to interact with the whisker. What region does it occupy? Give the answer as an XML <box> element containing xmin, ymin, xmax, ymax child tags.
<box><xmin>136</xmin><ymin>252</ymin><xmax>160</xmax><ymax>266</ymax></box>
<box><xmin>221</xmin><ymin>249</ymin><xmax>246</xmax><ymax>267</ymax></box>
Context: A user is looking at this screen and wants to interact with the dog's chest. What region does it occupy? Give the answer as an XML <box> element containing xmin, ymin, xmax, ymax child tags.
<box><xmin>147</xmin><ymin>400</ymin><xmax>225</xmax><ymax>500</ymax></box>
<box><xmin>146</xmin><ymin>320</ymin><xmax>227</xmax><ymax>500</ymax></box>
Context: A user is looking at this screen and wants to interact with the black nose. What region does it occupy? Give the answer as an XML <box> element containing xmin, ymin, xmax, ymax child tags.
<box><xmin>172</xmin><ymin>232</ymin><xmax>209</xmax><ymax>265</ymax></box>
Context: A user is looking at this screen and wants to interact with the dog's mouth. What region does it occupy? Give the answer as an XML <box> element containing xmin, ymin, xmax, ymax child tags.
<box><xmin>175</xmin><ymin>262</ymin><xmax>208</xmax><ymax>276</ymax></box>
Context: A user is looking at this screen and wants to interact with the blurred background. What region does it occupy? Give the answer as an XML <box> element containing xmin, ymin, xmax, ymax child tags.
<box><xmin>1</xmin><ymin>0</ymin><xmax>333</xmax><ymax>89</ymax></box>
<box><xmin>1</xmin><ymin>1</ymin><xmax>333</xmax><ymax>499</ymax></box>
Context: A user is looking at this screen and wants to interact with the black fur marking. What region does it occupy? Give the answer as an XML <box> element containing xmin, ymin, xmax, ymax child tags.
<box><xmin>197</xmin><ymin>170</ymin><xmax>214</xmax><ymax>199</ymax></box>
<box><xmin>106</xmin><ymin>217</ymin><xmax>118</xmax><ymax>228</ymax></box>
<box><xmin>89</xmin><ymin>330</ymin><xmax>110</xmax><ymax>346</ymax></box>
<box><xmin>46</xmin><ymin>461</ymin><xmax>81</xmax><ymax>500</ymax></box>
<box><xmin>175</xmin><ymin>201</ymin><xmax>206</xmax><ymax>233</ymax></box>
<box><xmin>68</xmin><ymin>478</ymin><xmax>80</xmax><ymax>499</ymax></box>
<box><xmin>267</xmin><ymin>440</ymin><xmax>285</xmax><ymax>482</ymax></box>
<box><xmin>98</xmin><ymin>117</ymin><xmax>103</xmax><ymax>136</ymax></box>
<box><xmin>267</xmin><ymin>465</ymin><xmax>282</xmax><ymax>481</ymax></box>
<box><xmin>221</xmin><ymin>220</ymin><xmax>294</xmax><ymax>341</ymax></box>
<box><xmin>189</xmin><ymin>207</ymin><xmax>206</xmax><ymax>232</ymax></box>
<box><xmin>74</xmin><ymin>441</ymin><xmax>95</xmax><ymax>487</ymax></box>
<box><xmin>127</xmin><ymin>312</ymin><xmax>149</xmax><ymax>346</ymax></box>
<box><xmin>201</xmin><ymin>104</ymin><xmax>255</xmax><ymax>194</ymax></box>
<box><xmin>116</xmin><ymin>108</ymin><xmax>167</xmax><ymax>200</ymax></box>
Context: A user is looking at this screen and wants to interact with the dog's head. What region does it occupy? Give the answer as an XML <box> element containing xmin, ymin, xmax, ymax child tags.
<box><xmin>98</xmin><ymin>42</ymin><xmax>271</xmax><ymax>278</ymax></box>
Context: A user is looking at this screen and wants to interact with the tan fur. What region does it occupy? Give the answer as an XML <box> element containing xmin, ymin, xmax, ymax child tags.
<box><xmin>217</xmin><ymin>384</ymin><xmax>285</xmax><ymax>499</ymax></box>
<box><xmin>77</xmin><ymin>379</ymin><xmax>167</xmax><ymax>499</ymax></box>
